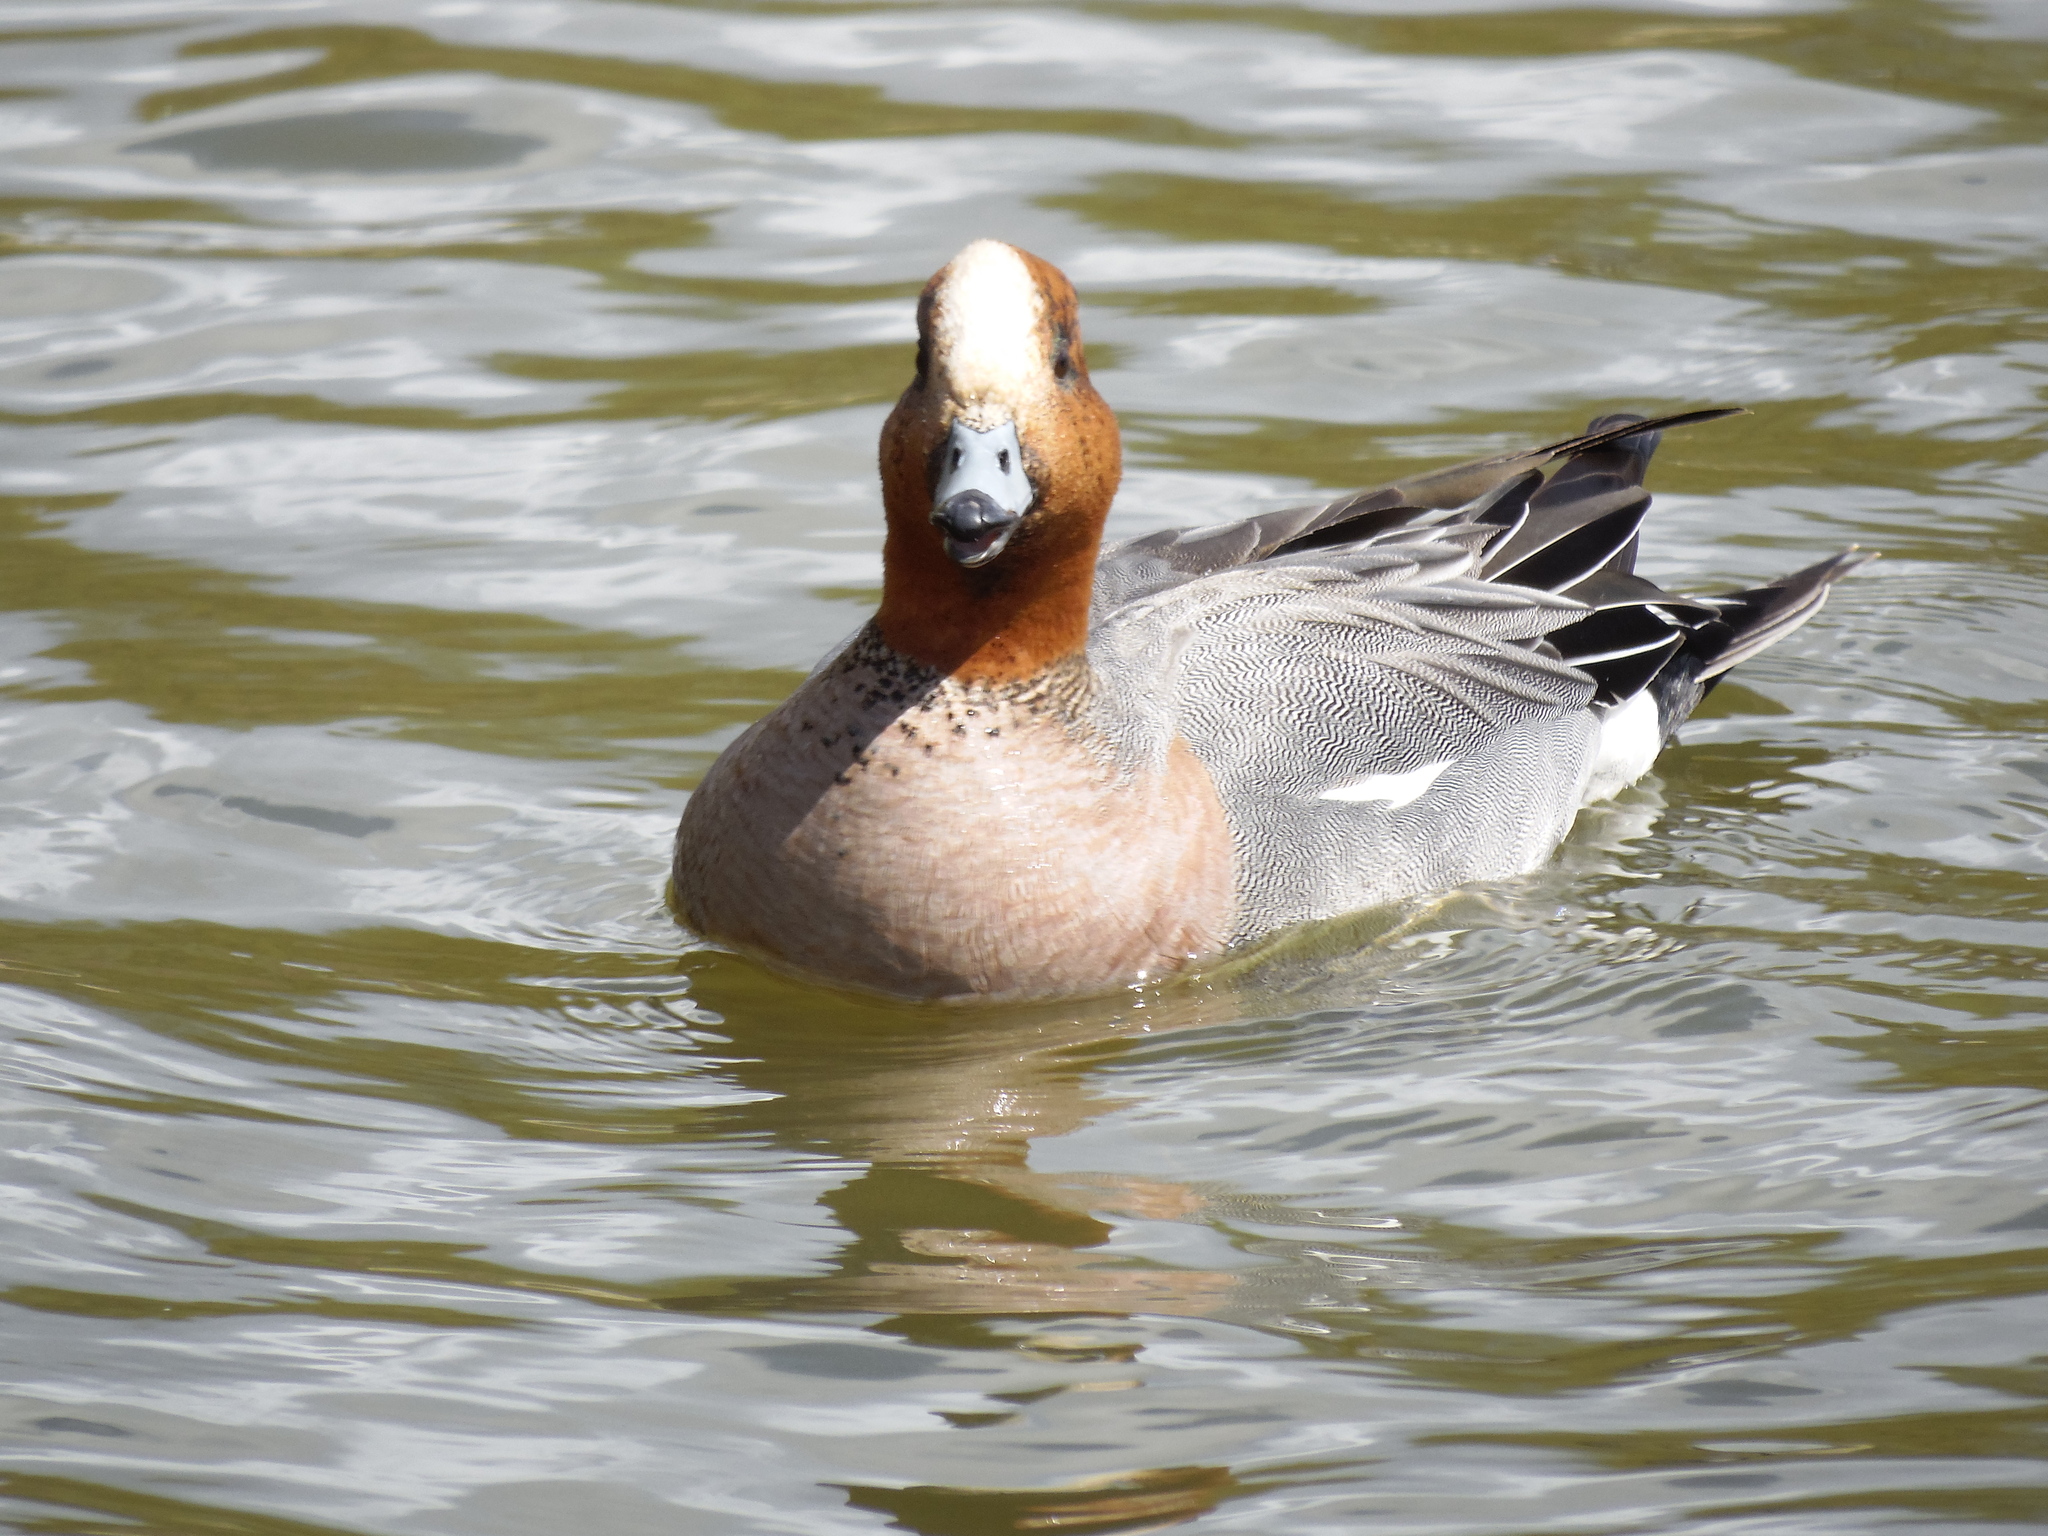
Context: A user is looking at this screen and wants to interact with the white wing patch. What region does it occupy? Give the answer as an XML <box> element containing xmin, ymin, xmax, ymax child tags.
<box><xmin>1318</xmin><ymin>758</ymin><xmax>1454</xmax><ymax>809</ymax></box>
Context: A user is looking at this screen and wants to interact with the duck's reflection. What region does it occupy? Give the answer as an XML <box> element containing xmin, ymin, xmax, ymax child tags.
<box><xmin>617</xmin><ymin>790</ymin><xmax>1738</xmax><ymax>1533</ymax></box>
<box><xmin>657</xmin><ymin>828</ymin><xmax>1678</xmax><ymax>1329</ymax></box>
<box><xmin>650</xmin><ymin>875</ymin><xmax>1684</xmax><ymax>1535</ymax></box>
<box><xmin>665</xmin><ymin>957</ymin><xmax>1271</xmax><ymax>1323</ymax></box>
<box><xmin>659</xmin><ymin>884</ymin><xmax>1551</xmax><ymax>1328</ymax></box>
<box><xmin>839</xmin><ymin>1464</ymin><xmax>1240</xmax><ymax>1536</ymax></box>
<box><xmin>656</xmin><ymin>964</ymin><xmax>1287</xmax><ymax>1532</ymax></box>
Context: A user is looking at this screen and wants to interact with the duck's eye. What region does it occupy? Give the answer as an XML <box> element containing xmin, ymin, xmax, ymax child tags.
<box><xmin>997</xmin><ymin>449</ymin><xmax>1010</xmax><ymax>473</ymax></box>
<box><xmin>1051</xmin><ymin>325</ymin><xmax>1072</xmax><ymax>382</ymax></box>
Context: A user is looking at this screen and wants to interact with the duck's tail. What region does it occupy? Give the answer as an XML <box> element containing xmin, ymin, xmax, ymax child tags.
<box><xmin>1452</xmin><ymin>412</ymin><xmax>1874</xmax><ymax>736</ymax></box>
<box><xmin>1687</xmin><ymin>548</ymin><xmax>1878</xmax><ymax>680</ymax></box>
<box><xmin>1105</xmin><ymin>407</ymin><xmax>1873</xmax><ymax>742</ymax></box>
<box><xmin>1635</xmin><ymin>545</ymin><xmax>1875</xmax><ymax>735</ymax></box>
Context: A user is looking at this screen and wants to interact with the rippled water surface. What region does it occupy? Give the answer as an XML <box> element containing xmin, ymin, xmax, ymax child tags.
<box><xmin>4</xmin><ymin>1</ymin><xmax>2046</xmax><ymax>1530</ymax></box>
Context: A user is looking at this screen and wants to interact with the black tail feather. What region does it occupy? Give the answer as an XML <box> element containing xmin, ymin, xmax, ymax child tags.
<box><xmin>1449</xmin><ymin>410</ymin><xmax>1876</xmax><ymax>734</ymax></box>
<box><xmin>1635</xmin><ymin>548</ymin><xmax>1875</xmax><ymax>736</ymax></box>
<box><xmin>1095</xmin><ymin>409</ymin><xmax>1872</xmax><ymax>681</ymax></box>
<box><xmin>1690</xmin><ymin>548</ymin><xmax>1878</xmax><ymax>680</ymax></box>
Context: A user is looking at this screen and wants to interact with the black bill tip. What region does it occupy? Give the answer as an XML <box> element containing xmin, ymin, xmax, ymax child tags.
<box><xmin>932</xmin><ymin>489</ymin><xmax>1022</xmax><ymax>567</ymax></box>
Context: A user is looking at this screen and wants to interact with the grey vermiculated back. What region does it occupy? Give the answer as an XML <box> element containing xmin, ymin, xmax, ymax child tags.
<box><xmin>1092</xmin><ymin>559</ymin><xmax>1598</xmax><ymax>937</ymax></box>
<box><xmin>1088</xmin><ymin>411</ymin><xmax>1868</xmax><ymax>937</ymax></box>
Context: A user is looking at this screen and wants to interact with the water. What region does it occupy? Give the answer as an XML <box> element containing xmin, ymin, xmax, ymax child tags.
<box><xmin>2</xmin><ymin>1</ymin><xmax>2045</xmax><ymax>1530</ymax></box>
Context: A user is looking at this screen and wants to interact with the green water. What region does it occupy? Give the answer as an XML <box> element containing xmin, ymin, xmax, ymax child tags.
<box><xmin>2</xmin><ymin>2</ymin><xmax>2044</xmax><ymax>1531</ymax></box>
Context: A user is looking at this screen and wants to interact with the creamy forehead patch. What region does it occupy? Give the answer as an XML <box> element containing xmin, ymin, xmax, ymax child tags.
<box><xmin>931</xmin><ymin>240</ymin><xmax>1045</xmax><ymax>410</ymax></box>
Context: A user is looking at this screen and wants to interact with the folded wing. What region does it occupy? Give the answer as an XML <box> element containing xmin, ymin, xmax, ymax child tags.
<box><xmin>1091</xmin><ymin>409</ymin><xmax>1871</xmax><ymax>934</ymax></box>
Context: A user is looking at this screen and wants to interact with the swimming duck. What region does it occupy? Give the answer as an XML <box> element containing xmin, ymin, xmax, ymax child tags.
<box><xmin>673</xmin><ymin>239</ymin><xmax>1867</xmax><ymax>1001</ymax></box>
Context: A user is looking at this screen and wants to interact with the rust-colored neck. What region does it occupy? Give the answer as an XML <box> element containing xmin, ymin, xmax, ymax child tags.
<box><xmin>875</xmin><ymin>509</ymin><xmax>1104</xmax><ymax>683</ymax></box>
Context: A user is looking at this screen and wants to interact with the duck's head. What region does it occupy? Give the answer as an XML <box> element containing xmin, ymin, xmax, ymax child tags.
<box><xmin>876</xmin><ymin>240</ymin><xmax>1121</xmax><ymax>682</ymax></box>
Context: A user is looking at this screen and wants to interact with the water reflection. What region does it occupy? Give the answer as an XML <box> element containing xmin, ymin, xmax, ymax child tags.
<box><xmin>694</xmin><ymin>971</ymin><xmax>1268</xmax><ymax>1536</ymax></box>
<box><xmin>666</xmin><ymin>918</ymin><xmax>1773</xmax><ymax>1337</ymax></box>
<box><xmin>840</xmin><ymin>1463</ymin><xmax>1239</xmax><ymax>1536</ymax></box>
<box><xmin>673</xmin><ymin>962</ymin><xmax>1252</xmax><ymax>1321</ymax></box>
<box><xmin>129</xmin><ymin>109</ymin><xmax>545</xmax><ymax>176</ymax></box>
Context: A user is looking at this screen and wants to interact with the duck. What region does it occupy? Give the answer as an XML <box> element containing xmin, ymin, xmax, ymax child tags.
<box><xmin>673</xmin><ymin>239</ymin><xmax>1869</xmax><ymax>1002</ymax></box>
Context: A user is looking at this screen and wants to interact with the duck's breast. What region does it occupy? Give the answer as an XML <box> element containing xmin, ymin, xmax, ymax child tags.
<box><xmin>674</xmin><ymin>642</ymin><xmax>1235</xmax><ymax>1000</ymax></box>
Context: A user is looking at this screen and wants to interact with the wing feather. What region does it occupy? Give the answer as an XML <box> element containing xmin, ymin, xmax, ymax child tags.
<box><xmin>1085</xmin><ymin>407</ymin><xmax>1869</xmax><ymax>935</ymax></box>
